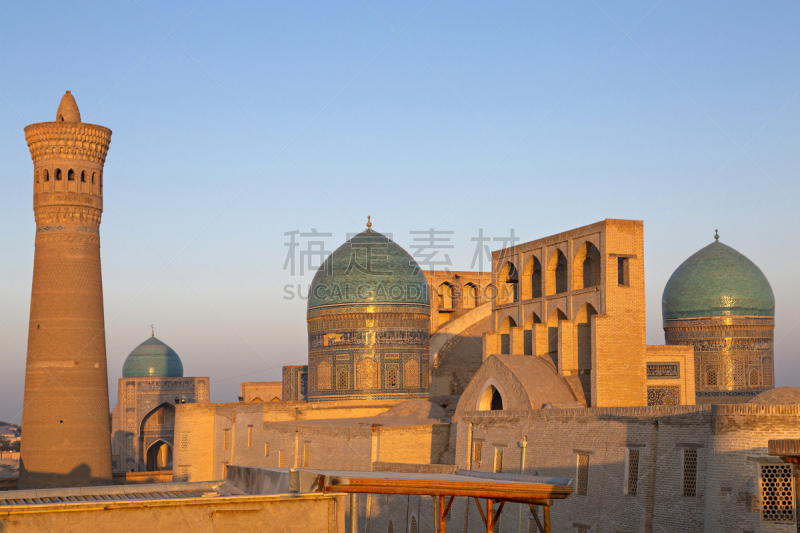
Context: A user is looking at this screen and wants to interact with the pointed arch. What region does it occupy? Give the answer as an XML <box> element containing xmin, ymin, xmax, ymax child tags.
<box><xmin>499</xmin><ymin>316</ymin><xmax>517</xmax><ymax>355</ymax></box>
<box><xmin>573</xmin><ymin>241</ymin><xmax>601</xmax><ymax>290</ymax></box>
<box><xmin>574</xmin><ymin>304</ymin><xmax>597</xmax><ymax>371</ymax></box>
<box><xmin>547</xmin><ymin>308</ymin><xmax>567</xmax><ymax>369</ymax></box>
<box><xmin>748</xmin><ymin>368</ymin><xmax>760</xmax><ymax>387</ymax></box>
<box><xmin>316</xmin><ymin>360</ymin><xmax>332</xmax><ymax>391</ymax></box>
<box><xmin>497</xmin><ymin>261</ymin><xmax>518</xmax><ymax>305</ymax></box>
<box><xmin>145</xmin><ymin>439</ymin><xmax>173</xmax><ymax>471</ymax></box>
<box><xmin>437</xmin><ymin>282</ymin><xmax>454</xmax><ymax>310</ymax></box>
<box><xmin>546</xmin><ymin>249</ymin><xmax>568</xmax><ymax>295</ymax></box>
<box><xmin>404</xmin><ymin>358</ymin><xmax>420</xmax><ymax>388</ymax></box>
<box><xmin>522</xmin><ymin>256</ymin><xmax>543</xmax><ymax>300</ymax></box>
<box><xmin>356</xmin><ymin>357</ymin><xmax>379</xmax><ymax>389</ymax></box>
<box><xmin>463</xmin><ymin>283</ymin><xmax>479</xmax><ymax>309</ymax></box>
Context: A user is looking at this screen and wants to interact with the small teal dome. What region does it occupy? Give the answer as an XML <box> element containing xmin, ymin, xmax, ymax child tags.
<box><xmin>122</xmin><ymin>336</ymin><xmax>184</xmax><ymax>378</ymax></box>
<box><xmin>308</xmin><ymin>228</ymin><xmax>429</xmax><ymax>311</ymax></box>
<box><xmin>662</xmin><ymin>237</ymin><xmax>774</xmax><ymax>320</ymax></box>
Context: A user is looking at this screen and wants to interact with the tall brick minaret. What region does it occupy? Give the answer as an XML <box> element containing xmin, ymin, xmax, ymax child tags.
<box><xmin>19</xmin><ymin>92</ymin><xmax>113</xmax><ymax>488</ymax></box>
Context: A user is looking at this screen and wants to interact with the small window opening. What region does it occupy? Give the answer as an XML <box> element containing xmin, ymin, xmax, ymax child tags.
<box><xmin>531</xmin><ymin>258</ymin><xmax>542</xmax><ymax>299</ymax></box>
<box><xmin>44</xmin><ymin>170</ymin><xmax>49</xmax><ymax>181</ymax></box>
<box><xmin>92</xmin><ymin>172</ymin><xmax>96</xmax><ymax>184</ymax></box>
<box><xmin>576</xmin><ymin>454</ymin><xmax>590</xmax><ymax>495</ymax></box>
<box><xmin>278</xmin><ymin>450</ymin><xmax>285</xmax><ymax>468</ymax></box>
<box><xmin>247</xmin><ymin>425</ymin><xmax>253</xmax><ymax>447</ymax></box>
<box><xmin>706</xmin><ymin>368</ymin><xmax>718</xmax><ymax>388</ymax></box>
<box><xmin>68</xmin><ymin>169</ymin><xmax>75</xmax><ymax>181</ymax></box>
<box><xmin>625</xmin><ymin>449</ymin><xmax>640</xmax><ymax>495</ymax></box>
<box><xmin>618</xmin><ymin>257</ymin><xmax>630</xmax><ymax>286</ymax></box>
<box><xmin>81</xmin><ymin>171</ymin><xmax>86</xmax><ymax>182</ymax></box>
<box><xmin>494</xmin><ymin>448</ymin><xmax>503</xmax><ymax>473</ymax></box>
<box><xmin>55</xmin><ymin>169</ymin><xmax>62</xmax><ymax>181</ymax></box>
<box><xmin>760</xmin><ymin>463</ymin><xmax>795</xmax><ymax>522</ymax></box>
<box><xmin>683</xmin><ymin>449</ymin><xmax>697</xmax><ymax>497</ymax></box>
<box><xmin>472</xmin><ymin>441</ymin><xmax>482</xmax><ymax>466</ymax></box>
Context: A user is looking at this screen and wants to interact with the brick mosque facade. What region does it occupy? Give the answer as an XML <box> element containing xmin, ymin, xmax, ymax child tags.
<box><xmin>172</xmin><ymin>219</ymin><xmax>800</xmax><ymax>532</ymax></box>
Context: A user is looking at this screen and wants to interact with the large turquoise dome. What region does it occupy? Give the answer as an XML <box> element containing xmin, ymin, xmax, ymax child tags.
<box><xmin>662</xmin><ymin>237</ymin><xmax>774</xmax><ymax>320</ymax></box>
<box><xmin>122</xmin><ymin>336</ymin><xmax>184</xmax><ymax>378</ymax></box>
<box><xmin>308</xmin><ymin>228</ymin><xmax>429</xmax><ymax>311</ymax></box>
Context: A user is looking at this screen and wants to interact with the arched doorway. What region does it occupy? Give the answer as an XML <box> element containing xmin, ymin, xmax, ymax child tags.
<box><xmin>146</xmin><ymin>440</ymin><xmax>173</xmax><ymax>471</ymax></box>
<box><xmin>139</xmin><ymin>402</ymin><xmax>175</xmax><ymax>471</ymax></box>
<box><xmin>478</xmin><ymin>381</ymin><xmax>505</xmax><ymax>411</ymax></box>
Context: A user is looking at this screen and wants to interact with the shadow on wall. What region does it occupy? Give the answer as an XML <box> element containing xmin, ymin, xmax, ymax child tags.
<box><xmin>17</xmin><ymin>460</ymin><xmax>112</xmax><ymax>490</ymax></box>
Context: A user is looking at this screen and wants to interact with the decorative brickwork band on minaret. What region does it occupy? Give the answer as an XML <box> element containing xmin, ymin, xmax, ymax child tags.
<box><xmin>19</xmin><ymin>92</ymin><xmax>113</xmax><ymax>488</ymax></box>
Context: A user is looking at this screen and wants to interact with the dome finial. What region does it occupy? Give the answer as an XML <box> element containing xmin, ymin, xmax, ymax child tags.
<box><xmin>366</xmin><ymin>215</ymin><xmax>372</xmax><ymax>230</ymax></box>
<box><xmin>56</xmin><ymin>91</ymin><xmax>81</xmax><ymax>122</ymax></box>
<box><xmin>151</xmin><ymin>324</ymin><xmax>154</xmax><ymax>337</ymax></box>
<box><xmin>714</xmin><ymin>229</ymin><xmax>719</xmax><ymax>242</ymax></box>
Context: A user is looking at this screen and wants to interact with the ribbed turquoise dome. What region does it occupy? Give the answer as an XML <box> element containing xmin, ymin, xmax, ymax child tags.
<box><xmin>122</xmin><ymin>336</ymin><xmax>184</xmax><ymax>378</ymax></box>
<box><xmin>308</xmin><ymin>229</ymin><xmax>429</xmax><ymax>310</ymax></box>
<box><xmin>662</xmin><ymin>238</ymin><xmax>774</xmax><ymax>320</ymax></box>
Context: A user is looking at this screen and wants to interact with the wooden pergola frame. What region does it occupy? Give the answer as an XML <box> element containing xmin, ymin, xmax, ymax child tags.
<box><xmin>316</xmin><ymin>471</ymin><xmax>572</xmax><ymax>533</ymax></box>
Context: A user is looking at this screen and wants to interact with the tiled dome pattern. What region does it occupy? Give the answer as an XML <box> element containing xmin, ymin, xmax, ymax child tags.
<box><xmin>122</xmin><ymin>336</ymin><xmax>184</xmax><ymax>378</ymax></box>
<box><xmin>308</xmin><ymin>229</ymin><xmax>429</xmax><ymax>312</ymax></box>
<box><xmin>662</xmin><ymin>239</ymin><xmax>774</xmax><ymax>320</ymax></box>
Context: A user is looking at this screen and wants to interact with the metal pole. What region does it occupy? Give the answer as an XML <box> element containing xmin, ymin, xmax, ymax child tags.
<box><xmin>350</xmin><ymin>493</ymin><xmax>358</xmax><ymax>533</ymax></box>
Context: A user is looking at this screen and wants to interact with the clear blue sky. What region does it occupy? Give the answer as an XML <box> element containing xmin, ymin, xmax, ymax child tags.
<box><xmin>0</xmin><ymin>1</ymin><xmax>798</xmax><ymax>421</ymax></box>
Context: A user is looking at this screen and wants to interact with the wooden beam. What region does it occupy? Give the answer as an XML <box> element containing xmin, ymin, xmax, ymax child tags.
<box><xmin>324</xmin><ymin>485</ymin><xmax>555</xmax><ymax>505</ymax></box>
<box><xmin>528</xmin><ymin>504</ymin><xmax>544</xmax><ymax>533</ymax></box>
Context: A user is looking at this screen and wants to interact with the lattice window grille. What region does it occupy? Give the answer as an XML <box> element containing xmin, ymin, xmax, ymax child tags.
<box><xmin>388</xmin><ymin>520</ymin><xmax>393</xmax><ymax>533</ymax></box>
<box><xmin>473</xmin><ymin>441</ymin><xmax>482</xmax><ymax>464</ymax></box>
<box><xmin>337</xmin><ymin>367</ymin><xmax>349</xmax><ymax>390</ymax></box>
<box><xmin>626</xmin><ymin>449</ymin><xmax>640</xmax><ymax>495</ymax></box>
<box><xmin>763</xmin><ymin>357</ymin><xmax>774</xmax><ymax>386</ymax></box>
<box><xmin>749</xmin><ymin>368</ymin><xmax>760</xmax><ymax>387</ymax></box>
<box><xmin>303</xmin><ymin>442</ymin><xmax>310</xmax><ymax>467</ymax></box>
<box><xmin>265</xmin><ymin>443</ymin><xmax>270</xmax><ymax>456</ymax></box>
<box><xmin>494</xmin><ymin>448</ymin><xmax>503</xmax><ymax>473</ymax></box>
<box><xmin>179</xmin><ymin>467</ymin><xmax>189</xmax><ymax>482</ymax></box>
<box><xmin>404</xmin><ymin>358</ymin><xmax>420</xmax><ymax>388</ymax></box>
<box><xmin>317</xmin><ymin>360</ymin><xmax>332</xmax><ymax>391</ymax></box>
<box><xmin>734</xmin><ymin>358</ymin><xmax>745</xmax><ymax>386</ymax></box>
<box><xmin>386</xmin><ymin>366</ymin><xmax>399</xmax><ymax>389</ymax></box>
<box><xmin>279</xmin><ymin>450</ymin><xmax>285</xmax><ymax>468</ymax></box>
<box><xmin>760</xmin><ymin>464</ymin><xmax>794</xmax><ymax>522</ymax></box>
<box><xmin>357</xmin><ymin>358</ymin><xmax>378</xmax><ymax>389</ymax></box>
<box><xmin>223</xmin><ymin>429</ymin><xmax>229</xmax><ymax>451</ymax></box>
<box><xmin>410</xmin><ymin>516</ymin><xmax>418</xmax><ymax>533</ymax></box>
<box><xmin>576</xmin><ymin>454</ymin><xmax>590</xmax><ymax>496</ymax></box>
<box><xmin>180</xmin><ymin>433</ymin><xmax>188</xmax><ymax>451</ymax></box>
<box><xmin>683</xmin><ymin>449</ymin><xmax>698</xmax><ymax>497</ymax></box>
<box><xmin>247</xmin><ymin>425</ymin><xmax>253</xmax><ymax>448</ymax></box>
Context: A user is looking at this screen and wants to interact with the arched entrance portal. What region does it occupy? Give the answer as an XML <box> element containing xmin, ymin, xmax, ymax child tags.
<box><xmin>139</xmin><ymin>402</ymin><xmax>176</xmax><ymax>471</ymax></box>
<box><xmin>146</xmin><ymin>440</ymin><xmax>173</xmax><ymax>471</ymax></box>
